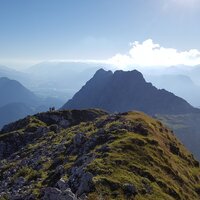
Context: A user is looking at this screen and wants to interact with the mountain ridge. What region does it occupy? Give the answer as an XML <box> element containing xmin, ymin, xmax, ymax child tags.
<box><xmin>63</xmin><ymin>69</ymin><xmax>198</xmax><ymax>115</ymax></box>
<box><xmin>0</xmin><ymin>77</ymin><xmax>39</xmax><ymax>107</ymax></box>
<box><xmin>0</xmin><ymin>109</ymin><xmax>200</xmax><ymax>199</ymax></box>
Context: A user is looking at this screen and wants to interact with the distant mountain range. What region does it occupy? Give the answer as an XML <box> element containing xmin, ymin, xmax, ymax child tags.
<box><xmin>2</xmin><ymin>62</ymin><xmax>200</xmax><ymax>107</ymax></box>
<box><xmin>63</xmin><ymin>68</ymin><xmax>198</xmax><ymax>115</ymax></box>
<box><xmin>0</xmin><ymin>77</ymin><xmax>64</xmax><ymax>128</ymax></box>
<box><xmin>145</xmin><ymin>74</ymin><xmax>200</xmax><ymax>107</ymax></box>
<box><xmin>0</xmin><ymin>65</ymin><xmax>29</xmax><ymax>86</ymax></box>
<box><xmin>0</xmin><ymin>62</ymin><xmax>100</xmax><ymax>101</ymax></box>
<box><xmin>25</xmin><ymin>62</ymin><xmax>102</xmax><ymax>100</ymax></box>
<box><xmin>0</xmin><ymin>77</ymin><xmax>37</xmax><ymax>128</ymax></box>
<box><xmin>0</xmin><ymin>77</ymin><xmax>39</xmax><ymax>107</ymax></box>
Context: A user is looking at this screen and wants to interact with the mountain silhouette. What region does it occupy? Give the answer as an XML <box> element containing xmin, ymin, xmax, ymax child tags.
<box><xmin>0</xmin><ymin>77</ymin><xmax>39</xmax><ymax>107</ymax></box>
<box><xmin>63</xmin><ymin>69</ymin><xmax>199</xmax><ymax>114</ymax></box>
<box><xmin>63</xmin><ymin>69</ymin><xmax>198</xmax><ymax>115</ymax></box>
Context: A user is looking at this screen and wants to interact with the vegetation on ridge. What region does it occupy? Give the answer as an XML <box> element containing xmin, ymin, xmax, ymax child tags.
<box><xmin>0</xmin><ymin>109</ymin><xmax>200</xmax><ymax>200</ymax></box>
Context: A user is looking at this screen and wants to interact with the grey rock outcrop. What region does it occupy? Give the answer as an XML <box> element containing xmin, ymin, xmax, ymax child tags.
<box><xmin>76</xmin><ymin>172</ymin><xmax>93</xmax><ymax>196</ymax></box>
<box><xmin>43</xmin><ymin>187</ymin><xmax>78</xmax><ymax>200</ymax></box>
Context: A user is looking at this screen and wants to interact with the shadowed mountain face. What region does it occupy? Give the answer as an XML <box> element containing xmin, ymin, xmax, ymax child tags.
<box><xmin>0</xmin><ymin>103</ymin><xmax>35</xmax><ymax>128</ymax></box>
<box><xmin>63</xmin><ymin>69</ymin><xmax>198</xmax><ymax>115</ymax></box>
<box><xmin>0</xmin><ymin>109</ymin><xmax>200</xmax><ymax>199</ymax></box>
<box><xmin>0</xmin><ymin>77</ymin><xmax>65</xmax><ymax>129</ymax></box>
<box><xmin>0</xmin><ymin>77</ymin><xmax>39</xmax><ymax>107</ymax></box>
<box><xmin>0</xmin><ymin>77</ymin><xmax>39</xmax><ymax>128</ymax></box>
<box><xmin>144</xmin><ymin>74</ymin><xmax>200</xmax><ymax>107</ymax></box>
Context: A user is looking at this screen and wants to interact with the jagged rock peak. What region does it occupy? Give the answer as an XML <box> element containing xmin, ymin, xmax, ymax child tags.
<box><xmin>63</xmin><ymin>68</ymin><xmax>198</xmax><ymax>115</ymax></box>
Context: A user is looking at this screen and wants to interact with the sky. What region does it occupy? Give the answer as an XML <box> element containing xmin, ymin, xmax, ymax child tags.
<box><xmin>0</xmin><ymin>0</ymin><xmax>200</xmax><ymax>69</ymax></box>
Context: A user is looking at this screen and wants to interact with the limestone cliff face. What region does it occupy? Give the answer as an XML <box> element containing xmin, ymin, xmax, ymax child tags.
<box><xmin>0</xmin><ymin>109</ymin><xmax>200</xmax><ymax>200</ymax></box>
<box><xmin>63</xmin><ymin>69</ymin><xmax>198</xmax><ymax>115</ymax></box>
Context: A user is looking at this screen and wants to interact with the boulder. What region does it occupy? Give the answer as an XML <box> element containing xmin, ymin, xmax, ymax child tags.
<box><xmin>123</xmin><ymin>183</ymin><xmax>138</xmax><ymax>197</ymax></box>
<box><xmin>59</xmin><ymin>120</ymin><xmax>70</xmax><ymax>128</ymax></box>
<box><xmin>76</xmin><ymin>172</ymin><xmax>94</xmax><ymax>196</ymax></box>
<box><xmin>57</xmin><ymin>178</ymin><xmax>68</xmax><ymax>191</ymax></box>
<box><xmin>43</xmin><ymin>187</ymin><xmax>78</xmax><ymax>200</ymax></box>
<box><xmin>73</xmin><ymin>133</ymin><xmax>86</xmax><ymax>148</ymax></box>
<box><xmin>49</xmin><ymin>124</ymin><xmax>59</xmax><ymax>133</ymax></box>
<box><xmin>15</xmin><ymin>176</ymin><xmax>26</xmax><ymax>187</ymax></box>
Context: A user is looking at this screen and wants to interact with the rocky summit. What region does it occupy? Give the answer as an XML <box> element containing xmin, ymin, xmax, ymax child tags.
<box><xmin>0</xmin><ymin>109</ymin><xmax>200</xmax><ymax>200</ymax></box>
<box><xmin>63</xmin><ymin>69</ymin><xmax>198</xmax><ymax>115</ymax></box>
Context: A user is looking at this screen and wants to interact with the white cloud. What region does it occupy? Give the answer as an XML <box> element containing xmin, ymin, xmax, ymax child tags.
<box><xmin>7</xmin><ymin>39</ymin><xmax>200</xmax><ymax>70</ymax></box>
<box><xmin>107</xmin><ymin>39</ymin><xmax>200</xmax><ymax>68</ymax></box>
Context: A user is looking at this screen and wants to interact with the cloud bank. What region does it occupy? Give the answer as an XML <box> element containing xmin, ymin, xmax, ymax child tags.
<box><xmin>107</xmin><ymin>39</ymin><xmax>200</xmax><ymax>68</ymax></box>
<box><xmin>6</xmin><ymin>39</ymin><xmax>200</xmax><ymax>70</ymax></box>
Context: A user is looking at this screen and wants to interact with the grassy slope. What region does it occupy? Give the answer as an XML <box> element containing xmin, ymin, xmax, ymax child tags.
<box><xmin>156</xmin><ymin>113</ymin><xmax>200</xmax><ymax>160</ymax></box>
<box><xmin>0</xmin><ymin>110</ymin><xmax>200</xmax><ymax>200</ymax></box>
<box><xmin>87</xmin><ymin>112</ymin><xmax>200</xmax><ymax>200</ymax></box>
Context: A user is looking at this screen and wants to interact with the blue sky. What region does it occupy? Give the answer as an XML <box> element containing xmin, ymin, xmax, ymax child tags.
<box><xmin>0</xmin><ymin>0</ymin><xmax>200</xmax><ymax>68</ymax></box>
